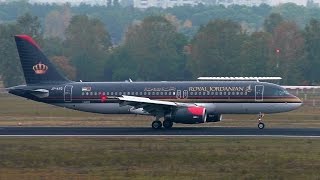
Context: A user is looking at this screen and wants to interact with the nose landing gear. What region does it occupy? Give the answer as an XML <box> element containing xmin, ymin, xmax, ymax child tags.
<box><xmin>257</xmin><ymin>113</ymin><xmax>265</xmax><ymax>129</ymax></box>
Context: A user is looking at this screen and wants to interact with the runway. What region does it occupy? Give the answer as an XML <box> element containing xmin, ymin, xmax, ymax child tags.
<box><xmin>0</xmin><ymin>127</ymin><xmax>319</xmax><ymax>137</ymax></box>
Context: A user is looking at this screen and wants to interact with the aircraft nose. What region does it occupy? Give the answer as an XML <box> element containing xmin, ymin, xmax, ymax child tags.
<box><xmin>292</xmin><ymin>95</ymin><xmax>303</xmax><ymax>109</ymax></box>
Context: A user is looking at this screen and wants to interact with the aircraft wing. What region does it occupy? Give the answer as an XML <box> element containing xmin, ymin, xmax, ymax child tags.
<box><xmin>118</xmin><ymin>95</ymin><xmax>188</xmax><ymax>115</ymax></box>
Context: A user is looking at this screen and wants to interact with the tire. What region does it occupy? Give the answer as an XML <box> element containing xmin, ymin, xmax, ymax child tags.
<box><xmin>258</xmin><ymin>122</ymin><xmax>265</xmax><ymax>129</ymax></box>
<box><xmin>152</xmin><ymin>120</ymin><xmax>162</xmax><ymax>129</ymax></box>
<box><xmin>163</xmin><ymin>119</ymin><xmax>173</xmax><ymax>129</ymax></box>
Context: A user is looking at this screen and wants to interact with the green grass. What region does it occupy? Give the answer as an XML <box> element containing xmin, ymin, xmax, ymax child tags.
<box><xmin>0</xmin><ymin>138</ymin><xmax>319</xmax><ymax>179</ymax></box>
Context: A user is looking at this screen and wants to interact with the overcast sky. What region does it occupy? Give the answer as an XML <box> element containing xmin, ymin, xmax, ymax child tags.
<box><xmin>12</xmin><ymin>0</ymin><xmax>320</xmax><ymax>6</ymax></box>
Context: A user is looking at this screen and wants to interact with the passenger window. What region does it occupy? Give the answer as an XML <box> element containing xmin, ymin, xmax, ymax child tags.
<box><xmin>195</xmin><ymin>92</ymin><xmax>198</xmax><ymax>95</ymax></box>
<box><xmin>190</xmin><ymin>92</ymin><xmax>193</xmax><ymax>95</ymax></box>
<box><xmin>156</xmin><ymin>92</ymin><xmax>159</xmax><ymax>95</ymax></box>
<box><xmin>111</xmin><ymin>92</ymin><xmax>114</xmax><ymax>96</ymax></box>
<box><xmin>164</xmin><ymin>92</ymin><xmax>168</xmax><ymax>95</ymax></box>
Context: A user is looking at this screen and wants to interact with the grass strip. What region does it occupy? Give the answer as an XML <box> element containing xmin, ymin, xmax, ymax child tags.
<box><xmin>0</xmin><ymin>137</ymin><xmax>319</xmax><ymax>179</ymax></box>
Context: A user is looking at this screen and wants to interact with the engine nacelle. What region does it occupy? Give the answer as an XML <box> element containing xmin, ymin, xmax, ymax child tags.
<box><xmin>166</xmin><ymin>106</ymin><xmax>207</xmax><ymax>124</ymax></box>
<box><xmin>206</xmin><ymin>114</ymin><xmax>223</xmax><ymax>122</ymax></box>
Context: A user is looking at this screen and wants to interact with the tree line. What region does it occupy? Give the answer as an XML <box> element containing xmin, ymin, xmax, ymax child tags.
<box><xmin>1</xmin><ymin>3</ymin><xmax>320</xmax><ymax>86</ymax></box>
<box><xmin>1</xmin><ymin>2</ymin><xmax>320</xmax><ymax>43</ymax></box>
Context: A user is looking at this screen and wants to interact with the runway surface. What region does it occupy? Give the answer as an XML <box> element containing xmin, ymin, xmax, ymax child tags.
<box><xmin>0</xmin><ymin>127</ymin><xmax>319</xmax><ymax>137</ymax></box>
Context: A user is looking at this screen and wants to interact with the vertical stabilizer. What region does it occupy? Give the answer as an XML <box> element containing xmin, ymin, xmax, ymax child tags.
<box><xmin>14</xmin><ymin>35</ymin><xmax>69</xmax><ymax>85</ymax></box>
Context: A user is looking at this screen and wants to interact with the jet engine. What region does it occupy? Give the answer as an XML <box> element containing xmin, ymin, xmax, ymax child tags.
<box><xmin>166</xmin><ymin>106</ymin><xmax>207</xmax><ymax>124</ymax></box>
<box><xmin>206</xmin><ymin>114</ymin><xmax>223</xmax><ymax>122</ymax></box>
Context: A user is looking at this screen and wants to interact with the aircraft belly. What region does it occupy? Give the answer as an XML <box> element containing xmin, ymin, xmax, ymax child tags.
<box><xmin>213</xmin><ymin>103</ymin><xmax>301</xmax><ymax>114</ymax></box>
<box><xmin>53</xmin><ymin>103</ymin><xmax>131</xmax><ymax>114</ymax></box>
<box><xmin>52</xmin><ymin>102</ymin><xmax>301</xmax><ymax>115</ymax></box>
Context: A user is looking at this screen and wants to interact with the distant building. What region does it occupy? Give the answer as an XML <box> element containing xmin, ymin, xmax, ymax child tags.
<box><xmin>133</xmin><ymin>0</ymin><xmax>201</xmax><ymax>9</ymax></box>
<box><xmin>121</xmin><ymin>0</ymin><xmax>134</xmax><ymax>7</ymax></box>
<box><xmin>215</xmin><ymin>0</ymin><xmax>271</xmax><ymax>6</ymax></box>
<box><xmin>134</xmin><ymin>0</ymin><xmax>273</xmax><ymax>8</ymax></box>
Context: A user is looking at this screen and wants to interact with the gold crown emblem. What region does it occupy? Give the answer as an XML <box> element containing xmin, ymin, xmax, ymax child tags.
<box><xmin>33</xmin><ymin>62</ymin><xmax>48</xmax><ymax>74</ymax></box>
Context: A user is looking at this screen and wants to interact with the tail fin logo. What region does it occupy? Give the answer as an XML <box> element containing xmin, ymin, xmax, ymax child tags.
<box><xmin>33</xmin><ymin>62</ymin><xmax>48</xmax><ymax>75</ymax></box>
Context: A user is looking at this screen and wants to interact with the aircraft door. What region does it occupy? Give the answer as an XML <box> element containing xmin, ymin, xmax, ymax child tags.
<box><xmin>183</xmin><ymin>90</ymin><xmax>188</xmax><ymax>99</ymax></box>
<box><xmin>64</xmin><ymin>85</ymin><xmax>73</xmax><ymax>102</ymax></box>
<box><xmin>176</xmin><ymin>90</ymin><xmax>182</xmax><ymax>99</ymax></box>
<box><xmin>255</xmin><ymin>85</ymin><xmax>264</xmax><ymax>101</ymax></box>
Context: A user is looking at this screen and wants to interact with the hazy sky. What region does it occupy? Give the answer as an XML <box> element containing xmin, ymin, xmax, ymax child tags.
<box><xmin>24</xmin><ymin>0</ymin><xmax>320</xmax><ymax>6</ymax></box>
<box><xmin>271</xmin><ymin>0</ymin><xmax>319</xmax><ymax>5</ymax></box>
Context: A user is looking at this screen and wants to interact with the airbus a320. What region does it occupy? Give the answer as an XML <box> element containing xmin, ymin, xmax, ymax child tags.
<box><xmin>8</xmin><ymin>35</ymin><xmax>302</xmax><ymax>129</ymax></box>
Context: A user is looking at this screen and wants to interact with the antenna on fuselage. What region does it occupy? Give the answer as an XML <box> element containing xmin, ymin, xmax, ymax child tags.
<box><xmin>197</xmin><ymin>77</ymin><xmax>282</xmax><ymax>82</ymax></box>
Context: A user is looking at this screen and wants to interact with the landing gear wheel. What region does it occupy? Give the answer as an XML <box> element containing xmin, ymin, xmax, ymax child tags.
<box><xmin>152</xmin><ymin>120</ymin><xmax>162</xmax><ymax>129</ymax></box>
<box><xmin>163</xmin><ymin>120</ymin><xmax>173</xmax><ymax>129</ymax></box>
<box><xmin>258</xmin><ymin>122</ymin><xmax>265</xmax><ymax>129</ymax></box>
<box><xmin>257</xmin><ymin>113</ymin><xmax>265</xmax><ymax>129</ymax></box>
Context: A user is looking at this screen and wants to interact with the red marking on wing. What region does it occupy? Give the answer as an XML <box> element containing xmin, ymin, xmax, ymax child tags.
<box><xmin>187</xmin><ymin>106</ymin><xmax>205</xmax><ymax>116</ymax></box>
<box><xmin>15</xmin><ymin>34</ymin><xmax>41</xmax><ymax>49</ymax></box>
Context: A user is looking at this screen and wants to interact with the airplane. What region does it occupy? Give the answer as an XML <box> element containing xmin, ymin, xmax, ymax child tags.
<box><xmin>7</xmin><ymin>34</ymin><xmax>302</xmax><ymax>129</ymax></box>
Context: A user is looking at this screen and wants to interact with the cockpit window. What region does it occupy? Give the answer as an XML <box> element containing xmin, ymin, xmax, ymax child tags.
<box><xmin>275</xmin><ymin>89</ymin><xmax>290</xmax><ymax>96</ymax></box>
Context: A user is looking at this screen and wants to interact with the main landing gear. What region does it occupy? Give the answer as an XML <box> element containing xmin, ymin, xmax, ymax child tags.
<box><xmin>257</xmin><ymin>113</ymin><xmax>265</xmax><ymax>129</ymax></box>
<box><xmin>163</xmin><ymin>119</ymin><xmax>173</xmax><ymax>129</ymax></box>
<box><xmin>151</xmin><ymin>120</ymin><xmax>162</xmax><ymax>129</ymax></box>
<box><xmin>151</xmin><ymin>118</ymin><xmax>173</xmax><ymax>129</ymax></box>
